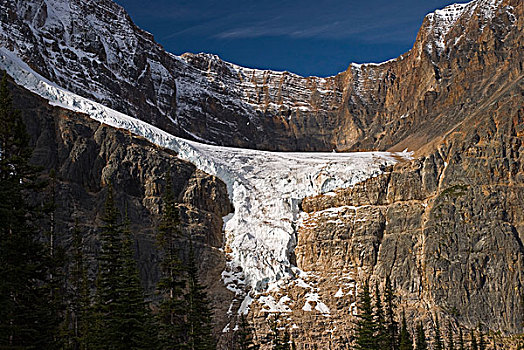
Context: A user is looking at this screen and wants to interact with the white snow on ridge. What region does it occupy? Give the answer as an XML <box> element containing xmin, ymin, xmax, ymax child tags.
<box><xmin>0</xmin><ymin>48</ymin><xmax>411</xmax><ymax>307</ymax></box>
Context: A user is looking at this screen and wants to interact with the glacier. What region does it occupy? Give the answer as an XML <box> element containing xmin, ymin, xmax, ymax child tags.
<box><xmin>0</xmin><ymin>48</ymin><xmax>410</xmax><ymax>310</ymax></box>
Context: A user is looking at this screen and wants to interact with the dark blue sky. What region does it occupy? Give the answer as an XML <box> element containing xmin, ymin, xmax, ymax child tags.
<box><xmin>114</xmin><ymin>0</ymin><xmax>468</xmax><ymax>77</ymax></box>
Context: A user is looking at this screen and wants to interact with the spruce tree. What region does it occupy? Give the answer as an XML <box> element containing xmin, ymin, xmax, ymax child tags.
<box><xmin>234</xmin><ymin>315</ymin><xmax>260</xmax><ymax>350</ymax></box>
<box><xmin>354</xmin><ymin>280</ymin><xmax>377</xmax><ymax>350</ymax></box>
<box><xmin>186</xmin><ymin>241</ymin><xmax>216</xmax><ymax>350</ymax></box>
<box><xmin>116</xmin><ymin>210</ymin><xmax>157</xmax><ymax>349</ymax></box>
<box><xmin>0</xmin><ymin>72</ymin><xmax>59</xmax><ymax>347</ymax></box>
<box><xmin>433</xmin><ymin>314</ymin><xmax>444</xmax><ymax>350</ymax></box>
<box><xmin>399</xmin><ymin>311</ymin><xmax>413</xmax><ymax>350</ymax></box>
<box><xmin>90</xmin><ymin>183</ymin><xmax>124</xmax><ymax>349</ymax></box>
<box><xmin>384</xmin><ymin>275</ymin><xmax>399</xmax><ymax>350</ymax></box>
<box><xmin>447</xmin><ymin>321</ymin><xmax>455</xmax><ymax>350</ymax></box>
<box><xmin>470</xmin><ymin>330</ymin><xmax>478</xmax><ymax>350</ymax></box>
<box><xmin>477</xmin><ymin>326</ymin><xmax>486</xmax><ymax>350</ymax></box>
<box><xmin>415</xmin><ymin>322</ymin><xmax>428</xmax><ymax>350</ymax></box>
<box><xmin>90</xmin><ymin>185</ymin><xmax>156</xmax><ymax>349</ymax></box>
<box><xmin>156</xmin><ymin>177</ymin><xmax>188</xmax><ymax>348</ymax></box>
<box><xmin>267</xmin><ymin>313</ymin><xmax>290</xmax><ymax>350</ymax></box>
<box><xmin>375</xmin><ymin>283</ymin><xmax>388</xmax><ymax>349</ymax></box>
<box><xmin>458</xmin><ymin>328</ymin><xmax>465</xmax><ymax>350</ymax></box>
<box><xmin>65</xmin><ymin>222</ymin><xmax>90</xmax><ymax>350</ymax></box>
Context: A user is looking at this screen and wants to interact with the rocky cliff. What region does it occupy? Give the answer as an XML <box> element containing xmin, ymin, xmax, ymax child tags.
<box><xmin>7</xmin><ymin>76</ymin><xmax>234</xmax><ymax>336</ymax></box>
<box><xmin>1</xmin><ymin>0</ymin><xmax>520</xmax><ymax>151</ymax></box>
<box><xmin>1</xmin><ymin>0</ymin><xmax>524</xmax><ymax>347</ymax></box>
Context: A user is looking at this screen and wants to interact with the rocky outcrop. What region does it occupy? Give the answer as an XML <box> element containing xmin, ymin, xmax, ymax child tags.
<box><xmin>8</xmin><ymin>76</ymin><xmax>234</xmax><ymax>336</ymax></box>
<box><xmin>277</xmin><ymin>71</ymin><xmax>524</xmax><ymax>348</ymax></box>
<box><xmin>1</xmin><ymin>0</ymin><xmax>521</xmax><ymax>152</ymax></box>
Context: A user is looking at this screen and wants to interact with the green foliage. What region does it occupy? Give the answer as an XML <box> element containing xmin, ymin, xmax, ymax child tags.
<box><xmin>233</xmin><ymin>315</ymin><xmax>260</xmax><ymax>350</ymax></box>
<box><xmin>399</xmin><ymin>311</ymin><xmax>413</xmax><ymax>350</ymax></box>
<box><xmin>0</xmin><ymin>72</ymin><xmax>60</xmax><ymax>348</ymax></box>
<box><xmin>267</xmin><ymin>313</ymin><xmax>291</xmax><ymax>350</ymax></box>
<box><xmin>62</xmin><ymin>222</ymin><xmax>91</xmax><ymax>349</ymax></box>
<box><xmin>385</xmin><ymin>275</ymin><xmax>399</xmax><ymax>350</ymax></box>
<box><xmin>156</xmin><ymin>177</ymin><xmax>188</xmax><ymax>348</ymax></box>
<box><xmin>415</xmin><ymin>322</ymin><xmax>428</xmax><ymax>350</ymax></box>
<box><xmin>89</xmin><ymin>184</ymin><xmax>156</xmax><ymax>349</ymax></box>
<box><xmin>185</xmin><ymin>241</ymin><xmax>216</xmax><ymax>350</ymax></box>
<box><xmin>375</xmin><ymin>284</ymin><xmax>388</xmax><ymax>349</ymax></box>
<box><xmin>354</xmin><ymin>280</ymin><xmax>378</xmax><ymax>350</ymax></box>
<box><xmin>470</xmin><ymin>330</ymin><xmax>478</xmax><ymax>350</ymax></box>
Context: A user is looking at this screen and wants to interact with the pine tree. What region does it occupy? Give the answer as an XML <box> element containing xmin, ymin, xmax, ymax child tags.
<box><xmin>156</xmin><ymin>177</ymin><xmax>188</xmax><ymax>348</ymax></box>
<box><xmin>186</xmin><ymin>241</ymin><xmax>216</xmax><ymax>350</ymax></box>
<box><xmin>90</xmin><ymin>185</ymin><xmax>157</xmax><ymax>349</ymax></box>
<box><xmin>354</xmin><ymin>280</ymin><xmax>377</xmax><ymax>350</ymax></box>
<box><xmin>90</xmin><ymin>183</ymin><xmax>124</xmax><ymax>349</ymax></box>
<box><xmin>375</xmin><ymin>283</ymin><xmax>388</xmax><ymax>349</ymax></box>
<box><xmin>415</xmin><ymin>322</ymin><xmax>428</xmax><ymax>350</ymax></box>
<box><xmin>399</xmin><ymin>311</ymin><xmax>413</xmax><ymax>350</ymax></box>
<box><xmin>234</xmin><ymin>315</ymin><xmax>260</xmax><ymax>350</ymax></box>
<box><xmin>470</xmin><ymin>330</ymin><xmax>478</xmax><ymax>350</ymax></box>
<box><xmin>447</xmin><ymin>321</ymin><xmax>455</xmax><ymax>350</ymax></box>
<box><xmin>458</xmin><ymin>328</ymin><xmax>465</xmax><ymax>350</ymax></box>
<box><xmin>65</xmin><ymin>222</ymin><xmax>91</xmax><ymax>350</ymax></box>
<box><xmin>267</xmin><ymin>313</ymin><xmax>290</xmax><ymax>350</ymax></box>
<box><xmin>116</xmin><ymin>210</ymin><xmax>157</xmax><ymax>349</ymax></box>
<box><xmin>384</xmin><ymin>275</ymin><xmax>399</xmax><ymax>350</ymax></box>
<box><xmin>477</xmin><ymin>325</ymin><xmax>486</xmax><ymax>350</ymax></box>
<box><xmin>433</xmin><ymin>314</ymin><xmax>444</xmax><ymax>350</ymax></box>
<box><xmin>0</xmin><ymin>72</ymin><xmax>59</xmax><ymax>347</ymax></box>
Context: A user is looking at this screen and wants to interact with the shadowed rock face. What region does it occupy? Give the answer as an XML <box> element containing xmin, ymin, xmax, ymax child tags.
<box><xmin>8</xmin><ymin>77</ymin><xmax>234</xmax><ymax>336</ymax></box>
<box><xmin>1</xmin><ymin>0</ymin><xmax>521</xmax><ymax>151</ymax></box>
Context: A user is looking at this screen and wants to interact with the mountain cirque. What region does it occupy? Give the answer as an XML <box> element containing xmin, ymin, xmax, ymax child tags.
<box><xmin>1</xmin><ymin>0</ymin><xmax>524</xmax><ymax>348</ymax></box>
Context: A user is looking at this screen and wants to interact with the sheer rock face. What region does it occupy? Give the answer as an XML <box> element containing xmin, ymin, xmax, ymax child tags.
<box><xmin>1</xmin><ymin>0</ymin><xmax>520</xmax><ymax>151</ymax></box>
<box><xmin>2</xmin><ymin>0</ymin><xmax>524</xmax><ymax>347</ymax></box>
<box><xmin>9</xmin><ymin>78</ymin><xmax>234</xmax><ymax>336</ymax></box>
<box><xmin>290</xmin><ymin>76</ymin><xmax>524</xmax><ymax>347</ymax></box>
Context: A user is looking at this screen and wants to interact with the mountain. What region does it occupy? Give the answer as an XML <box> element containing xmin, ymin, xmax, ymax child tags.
<box><xmin>0</xmin><ymin>0</ymin><xmax>523</xmax><ymax>348</ymax></box>
<box><xmin>1</xmin><ymin>0</ymin><xmax>519</xmax><ymax>152</ymax></box>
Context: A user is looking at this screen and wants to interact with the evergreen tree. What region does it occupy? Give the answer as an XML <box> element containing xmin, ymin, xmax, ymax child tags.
<box><xmin>156</xmin><ymin>177</ymin><xmax>188</xmax><ymax>348</ymax></box>
<box><xmin>433</xmin><ymin>314</ymin><xmax>444</xmax><ymax>350</ymax></box>
<box><xmin>90</xmin><ymin>183</ymin><xmax>124</xmax><ymax>349</ymax></box>
<box><xmin>64</xmin><ymin>222</ymin><xmax>91</xmax><ymax>350</ymax></box>
<box><xmin>267</xmin><ymin>313</ymin><xmax>290</xmax><ymax>350</ymax></box>
<box><xmin>415</xmin><ymin>322</ymin><xmax>428</xmax><ymax>350</ymax></box>
<box><xmin>186</xmin><ymin>241</ymin><xmax>216</xmax><ymax>350</ymax></box>
<box><xmin>0</xmin><ymin>72</ymin><xmax>59</xmax><ymax>347</ymax></box>
<box><xmin>116</xmin><ymin>210</ymin><xmax>157</xmax><ymax>349</ymax></box>
<box><xmin>477</xmin><ymin>326</ymin><xmax>486</xmax><ymax>350</ymax></box>
<box><xmin>470</xmin><ymin>330</ymin><xmax>478</xmax><ymax>350</ymax></box>
<box><xmin>447</xmin><ymin>321</ymin><xmax>455</xmax><ymax>350</ymax></box>
<box><xmin>354</xmin><ymin>280</ymin><xmax>377</xmax><ymax>350</ymax></box>
<box><xmin>384</xmin><ymin>275</ymin><xmax>399</xmax><ymax>350</ymax></box>
<box><xmin>90</xmin><ymin>185</ymin><xmax>156</xmax><ymax>349</ymax></box>
<box><xmin>458</xmin><ymin>328</ymin><xmax>465</xmax><ymax>350</ymax></box>
<box><xmin>375</xmin><ymin>283</ymin><xmax>388</xmax><ymax>349</ymax></box>
<box><xmin>234</xmin><ymin>315</ymin><xmax>259</xmax><ymax>350</ymax></box>
<box><xmin>399</xmin><ymin>311</ymin><xmax>413</xmax><ymax>350</ymax></box>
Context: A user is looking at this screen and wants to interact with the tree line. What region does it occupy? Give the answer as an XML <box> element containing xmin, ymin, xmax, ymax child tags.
<box><xmin>352</xmin><ymin>277</ymin><xmax>497</xmax><ymax>350</ymax></box>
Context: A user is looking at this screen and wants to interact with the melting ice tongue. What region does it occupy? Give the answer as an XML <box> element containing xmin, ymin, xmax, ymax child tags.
<box><xmin>0</xmin><ymin>48</ymin><xmax>410</xmax><ymax>307</ymax></box>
